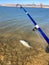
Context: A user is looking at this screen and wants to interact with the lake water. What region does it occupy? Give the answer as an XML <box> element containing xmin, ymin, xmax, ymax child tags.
<box><xmin>0</xmin><ymin>6</ymin><xmax>49</xmax><ymax>44</ymax></box>
<box><xmin>0</xmin><ymin>6</ymin><xmax>49</xmax><ymax>65</ymax></box>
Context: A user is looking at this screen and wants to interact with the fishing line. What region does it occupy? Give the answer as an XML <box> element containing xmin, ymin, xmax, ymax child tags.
<box><xmin>35</xmin><ymin>30</ymin><xmax>46</xmax><ymax>49</ymax></box>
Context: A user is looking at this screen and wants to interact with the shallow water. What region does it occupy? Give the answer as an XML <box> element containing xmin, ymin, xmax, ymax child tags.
<box><xmin>0</xmin><ymin>6</ymin><xmax>49</xmax><ymax>44</ymax></box>
<box><xmin>0</xmin><ymin>6</ymin><xmax>49</xmax><ymax>65</ymax></box>
<box><xmin>0</xmin><ymin>6</ymin><xmax>49</xmax><ymax>45</ymax></box>
<box><xmin>0</xmin><ymin>6</ymin><xmax>49</xmax><ymax>32</ymax></box>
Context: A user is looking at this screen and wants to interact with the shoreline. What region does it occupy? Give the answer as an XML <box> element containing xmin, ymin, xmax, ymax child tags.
<box><xmin>0</xmin><ymin>4</ymin><xmax>49</xmax><ymax>8</ymax></box>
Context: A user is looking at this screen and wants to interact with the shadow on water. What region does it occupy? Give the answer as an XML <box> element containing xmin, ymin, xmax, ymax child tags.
<box><xmin>45</xmin><ymin>45</ymin><xmax>49</xmax><ymax>53</ymax></box>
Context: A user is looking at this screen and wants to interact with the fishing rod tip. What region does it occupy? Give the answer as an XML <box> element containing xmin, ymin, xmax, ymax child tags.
<box><xmin>16</xmin><ymin>4</ymin><xmax>22</xmax><ymax>8</ymax></box>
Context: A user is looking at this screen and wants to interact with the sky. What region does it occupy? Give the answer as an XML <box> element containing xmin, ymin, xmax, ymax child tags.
<box><xmin>0</xmin><ymin>0</ymin><xmax>49</xmax><ymax>5</ymax></box>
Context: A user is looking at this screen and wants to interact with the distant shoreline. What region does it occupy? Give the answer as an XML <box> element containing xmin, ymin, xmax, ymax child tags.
<box><xmin>0</xmin><ymin>4</ymin><xmax>49</xmax><ymax>8</ymax></box>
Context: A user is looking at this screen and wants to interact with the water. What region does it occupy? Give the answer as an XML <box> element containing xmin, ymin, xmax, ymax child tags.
<box><xmin>0</xmin><ymin>6</ymin><xmax>49</xmax><ymax>65</ymax></box>
<box><xmin>0</xmin><ymin>6</ymin><xmax>49</xmax><ymax>37</ymax></box>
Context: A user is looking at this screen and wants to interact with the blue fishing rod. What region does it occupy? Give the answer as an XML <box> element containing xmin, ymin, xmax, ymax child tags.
<box><xmin>20</xmin><ymin>6</ymin><xmax>49</xmax><ymax>44</ymax></box>
<box><xmin>17</xmin><ymin>4</ymin><xmax>49</xmax><ymax>52</ymax></box>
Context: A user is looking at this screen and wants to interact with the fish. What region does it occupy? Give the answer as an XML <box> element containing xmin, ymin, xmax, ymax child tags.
<box><xmin>20</xmin><ymin>40</ymin><xmax>32</xmax><ymax>48</ymax></box>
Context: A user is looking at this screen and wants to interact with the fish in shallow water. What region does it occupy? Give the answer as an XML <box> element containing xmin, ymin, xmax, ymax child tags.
<box><xmin>20</xmin><ymin>40</ymin><xmax>32</xmax><ymax>48</ymax></box>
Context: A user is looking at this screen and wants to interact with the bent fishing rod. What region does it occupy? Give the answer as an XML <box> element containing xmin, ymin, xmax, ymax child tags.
<box><xmin>17</xmin><ymin>4</ymin><xmax>49</xmax><ymax>52</ymax></box>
